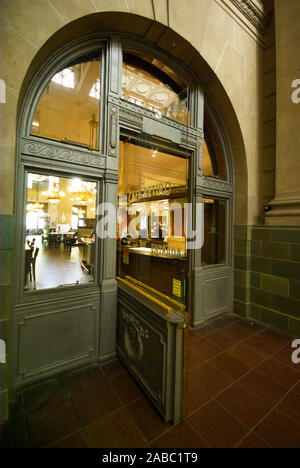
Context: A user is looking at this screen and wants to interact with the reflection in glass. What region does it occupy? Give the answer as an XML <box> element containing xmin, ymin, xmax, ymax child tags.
<box><xmin>122</xmin><ymin>54</ymin><xmax>189</xmax><ymax>124</ymax></box>
<box><xmin>31</xmin><ymin>52</ymin><xmax>101</xmax><ymax>150</ymax></box>
<box><xmin>203</xmin><ymin>109</ymin><xmax>226</xmax><ymax>180</ymax></box>
<box><xmin>24</xmin><ymin>173</ymin><xmax>97</xmax><ymax>291</ymax></box>
<box><xmin>117</xmin><ymin>141</ymin><xmax>189</xmax><ymax>303</ymax></box>
<box><xmin>201</xmin><ymin>198</ymin><xmax>226</xmax><ymax>265</ymax></box>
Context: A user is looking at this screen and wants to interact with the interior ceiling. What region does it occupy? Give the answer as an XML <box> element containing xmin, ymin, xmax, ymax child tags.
<box><xmin>122</xmin><ymin>62</ymin><xmax>179</xmax><ymax>108</ymax></box>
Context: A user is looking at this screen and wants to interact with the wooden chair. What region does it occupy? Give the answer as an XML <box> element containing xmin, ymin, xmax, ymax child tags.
<box><xmin>29</xmin><ymin>247</ymin><xmax>39</xmax><ymax>282</ymax></box>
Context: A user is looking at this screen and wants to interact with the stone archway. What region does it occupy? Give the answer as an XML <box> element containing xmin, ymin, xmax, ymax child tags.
<box><xmin>16</xmin><ymin>11</ymin><xmax>248</xmax><ymax>225</ymax></box>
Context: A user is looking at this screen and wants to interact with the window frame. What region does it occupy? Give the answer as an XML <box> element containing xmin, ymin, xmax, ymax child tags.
<box><xmin>14</xmin><ymin>32</ymin><xmax>234</xmax><ymax>308</ymax></box>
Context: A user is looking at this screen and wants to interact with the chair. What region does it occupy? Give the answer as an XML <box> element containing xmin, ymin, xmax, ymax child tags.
<box><xmin>29</xmin><ymin>247</ymin><xmax>39</xmax><ymax>282</ymax></box>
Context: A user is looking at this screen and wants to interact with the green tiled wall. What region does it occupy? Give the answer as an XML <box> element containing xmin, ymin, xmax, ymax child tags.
<box><xmin>234</xmin><ymin>225</ymin><xmax>300</xmax><ymax>336</ymax></box>
<box><xmin>0</xmin><ymin>214</ymin><xmax>13</xmax><ymax>424</ymax></box>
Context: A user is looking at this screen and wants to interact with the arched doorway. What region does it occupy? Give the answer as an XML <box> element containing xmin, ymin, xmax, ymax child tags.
<box><xmin>12</xmin><ymin>17</ymin><xmax>236</xmax><ymax>423</ymax></box>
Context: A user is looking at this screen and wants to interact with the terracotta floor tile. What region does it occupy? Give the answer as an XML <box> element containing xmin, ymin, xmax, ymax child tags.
<box><xmin>206</xmin><ymin>330</ymin><xmax>239</xmax><ymax>350</ymax></box>
<box><xmin>239</xmin><ymin>369</ymin><xmax>288</xmax><ymax>405</ymax></box>
<box><xmin>294</xmin><ymin>382</ymin><xmax>300</xmax><ymax>394</ymax></box>
<box><xmin>243</xmin><ymin>332</ymin><xmax>287</xmax><ymax>355</ymax></box>
<box><xmin>259</xmin><ymin>328</ymin><xmax>292</xmax><ymax>347</ymax></box>
<box><xmin>234</xmin><ymin>319</ymin><xmax>265</xmax><ymax>335</ymax></box>
<box><xmin>62</xmin><ymin>366</ymin><xmax>106</xmax><ymax>395</ymax></box>
<box><xmin>189</xmin><ymin>328</ymin><xmax>203</xmax><ymax>343</ymax></box>
<box><xmin>273</xmin><ymin>345</ymin><xmax>300</xmax><ymax>372</ymax></box>
<box><xmin>191</xmin><ymin>323</ymin><xmax>216</xmax><ymax>338</ymax></box>
<box><xmin>228</xmin><ymin>342</ymin><xmax>267</xmax><ymax>367</ymax></box>
<box><xmin>189</xmin><ymin>337</ymin><xmax>223</xmax><ymax>360</ymax></box>
<box><xmin>27</xmin><ymin>399</ymin><xmax>80</xmax><ymax>447</ymax></box>
<box><xmin>223</xmin><ymin>324</ymin><xmax>253</xmax><ymax>342</ymax></box>
<box><xmin>48</xmin><ymin>431</ymin><xmax>88</xmax><ymax>448</ymax></box>
<box><xmin>187</xmin><ymin>349</ymin><xmax>204</xmax><ymax>370</ymax></box>
<box><xmin>258</xmin><ymin>358</ymin><xmax>300</xmax><ymax>388</ymax></box>
<box><xmin>236</xmin><ymin>432</ymin><xmax>272</xmax><ymax>448</ymax></box>
<box><xmin>210</xmin><ymin>352</ymin><xmax>251</xmax><ymax>380</ymax></box>
<box><xmin>126</xmin><ymin>397</ymin><xmax>170</xmax><ymax>442</ymax></box>
<box><xmin>72</xmin><ymin>380</ymin><xmax>122</xmax><ymax>426</ymax></box>
<box><xmin>84</xmin><ymin>408</ymin><xmax>145</xmax><ymax>448</ymax></box>
<box><xmin>150</xmin><ymin>421</ymin><xmax>209</xmax><ymax>448</ymax></box>
<box><xmin>256</xmin><ymin>410</ymin><xmax>300</xmax><ymax>448</ymax></box>
<box><xmin>208</xmin><ymin>317</ymin><xmax>231</xmax><ymax>329</ymax></box>
<box><xmin>219</xmin><ymin>315</ymin><xmax>243</xmax><ymax>326</ymax></box>
<box><xmin>276</xmin><ymin>391</ymin><xmax>300</xmax><ymax>425</ymax></box>
<box><xmin>110</xmin><ymin>371</ymin><xmax>143</xmax><ymax>405</ymax></box>
<box><xmin>189</xmin><ymin>362</ymin><xmax>233</xmax><ymax>397</ymax></box>
<box><xmin>102</xmin><ymin>359</ymin><xmax>126</xmax><ymax>379</ymax></box>
<box><xmin>184</xmin><ymin>378</ymin><xmax>212</xmax><ymax>416</ymax></box>
<box><xmin>187</xmin><ymin>400</ymin><xmax>248</xmax><ymax>448</ymax></box>
<box><xmin>23</xmin><ymin>379</ymin><xmax>69</xmax><ymax>414</ymax></box>
<box><xmin>216</xmin><ymin>384</ymin><xmax>272</xmax><ymax>428</ymax></box>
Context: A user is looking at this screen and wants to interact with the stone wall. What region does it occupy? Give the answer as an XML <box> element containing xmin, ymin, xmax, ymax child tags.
<box><xmin>234</xmin><ymin>225</ymin><xmax>300</xmax><ymax>336</ymax></box>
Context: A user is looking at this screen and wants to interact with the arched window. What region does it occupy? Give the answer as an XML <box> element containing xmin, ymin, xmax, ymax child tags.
<box><xmin>122</xmin><ymin>52</ymin><xmax>189</xmax><ymax>124</ymax></box>
<box><xmin>203</xmin><ymin>108</ymin><xmax>226</xmax><ymax>180</ymax></box>
<box><xmin>31</xmin><ymin>51</ymin><xmax>101</xmax><ymax>150</ymax></box>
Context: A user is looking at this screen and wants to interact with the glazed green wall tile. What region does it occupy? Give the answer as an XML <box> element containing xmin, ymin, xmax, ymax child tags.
<box><xmin>261</xmin><ymin>274</ymin><xmax>289</xmax><ymax>297</ymax></box>
<box><xmin>251</xmin><ymin>241</ymin><xmax>262</xmax><ymax>256</ymax></box>
<box><xmin>234</xmin><ymin>286</ymin><xmax>251</xmax><ymax>302</ymax></box>
<box><xmin>290</xmin><ymin>281</ymin><xmax>300</xmax><ymax>300</ymax></box>
<box><xmin>234</xmin><ymin>239</ymin><xmax>251</xmax><ymax>256</ymax></box>
<box><xmin>234</xmin><ymin>225</ymin><xmax>300</xmax><ymax>336</ymax></box>
<box><xmin>234</xmin><ymin>269</ymin><xmax>251</xmax><ymax>287</ymax></box>
<box><xmin>291</xmin><ymin>244</ymin><xmax>300</xmax><ymax>262</ymax></box>
<box><xmin>261</xmin><ymin>242</ymin><xmax>290</xmax><ymax>260</ymax></box>
<box><xmin>234</xmin><ymin>255</ymin><xmax>250</xmax><ymax>270</ymax></box>
<box><xmin>0</xmin><ymin>390</ymin><xmax>9</xmax><ymax>423</ymax></box>
<box><xmin>234</xmin><ymin>299</ymin><xmax>250</xmax><ymax>317</ymax></box>
<box><xmin>251</xmin><ymin>288</ymin><xmax>271</xmax><ymax>307</ymax></box>
<box><xmin>260</xmin><ymin>307</ymin><xmax>289</xmax><ymax>331</ymax></box>
<box><xmin>234</xmin><ymin>225</ymin><xmax>251</xmax><ymax>240</ymax></box>
<box><xmin>251</xmin><ymin>256</ymin><xmax>272</xmax><ymax>274</ymax></box>
<box><xmin>0</xmin><ymin>215</ymin><xmax>14</xmax><ymax>250</ymax></box>
<box><xmin>252</xmin><ymin>228</ymin><xmax>272</xmax><ymax>241</ymax></box>
<box><xmin>272</xmin><ymin>229</ymin><xmax>300</xmax><ymax>243</ymax></box>
<box><xmin>0</xmin><ymin>250</ymin><xmax>12</xmax><ymax>285</ymax></box>
<box><xmin>272</xmin><ymin>259</ymin><xmax>300</xmax><ymax>280</ymax></box>
<box><xmin>289</xmin><ymin>318</ymin><xmax>300</xmax><ymax>337</ymax></box>
<box><xmin>251</xmin><ymin>272</ymin><xmax>261</xmax><ymax>289</ymax></box>
<box><xmin>0</xmin><ymin>285</ymin><xmax>11</xmax><ymax>321</ymax></box>
<box><xmin>271</xmin><ymin>294</ymin><xmax>300</xmax><ymax>319</ymax></box>
<box><xmin>249</xmin><ymin>304</ymin><xmax>261</xmax><ymax>322</ymax></box>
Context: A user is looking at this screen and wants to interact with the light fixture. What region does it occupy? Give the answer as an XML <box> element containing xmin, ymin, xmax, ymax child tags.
<box><xmin>27</xmin><ymin>203</ymin><xmax>44</xmax><ymax>212</ymax></box>
<box><xmin>152</xmin><ymin>149</ymin><xmax>158</xmax><ymax>158</ymax></box>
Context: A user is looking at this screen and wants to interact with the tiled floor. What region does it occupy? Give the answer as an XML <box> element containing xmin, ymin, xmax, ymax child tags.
<box><xmin>2</xmin><ymin>315</ymin><xmax>300</xmax><ymax>448</ymax></box>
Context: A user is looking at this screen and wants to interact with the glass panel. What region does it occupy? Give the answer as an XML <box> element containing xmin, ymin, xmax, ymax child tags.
<box><xmin>31</xmin><ymin>52</ymin><xmax>101</xmax><ymax>150</ymax></box>
<box><xmin>24</xmin><ymin>172</ymin><xmax>97</xmax><ymax>291</ymax></box>
<box><xmin>117</xmin><ymin>140</ymin><xmax>189</xmax><ymax>303</ymax></box>
<box><xmin>201</xmin><ymin>198</ymin><xmax>226</xmax><ymax>265</ymax></box>
<box><xmin>122</xmin><ymin>53</ymin><xmax>189</xmax><ymax>125</ymax></box>
<box><xmin>203</xmin><ymin>109</ymin><xmax>226</xmax><ymax>179</ymax></box>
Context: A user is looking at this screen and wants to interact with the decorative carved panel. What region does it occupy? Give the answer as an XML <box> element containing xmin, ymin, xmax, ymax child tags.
<box><xmin>21</xmin><ymin>137</ymin><xmax>105</xmax><ymax>168</ymax></box>
<box><xmin>108</xmin><ymin>104</ymin><xmax>119</xmax><ymax>157</ymax></box>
